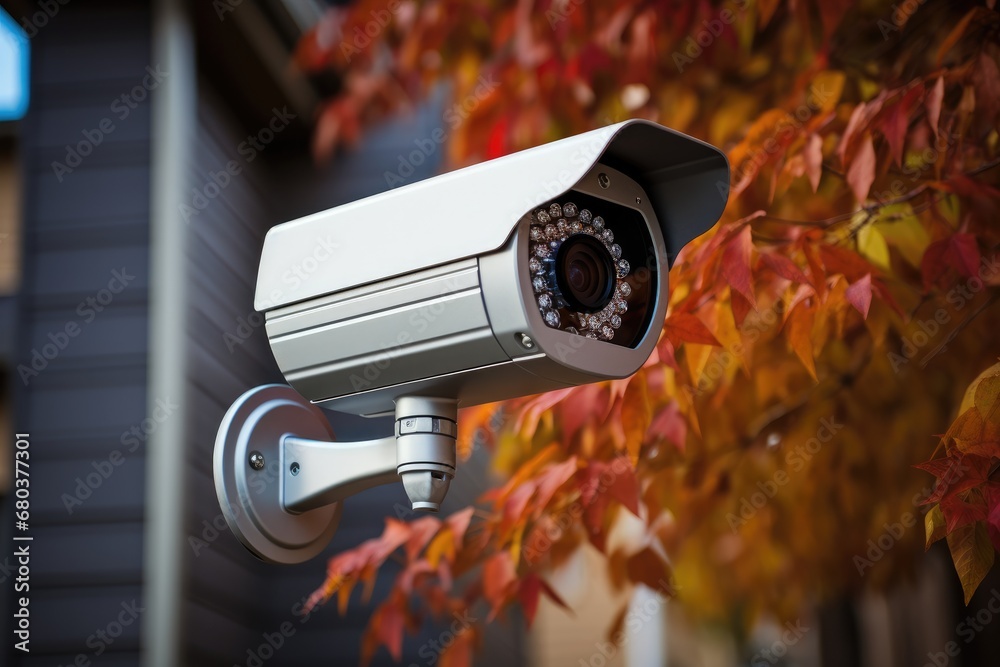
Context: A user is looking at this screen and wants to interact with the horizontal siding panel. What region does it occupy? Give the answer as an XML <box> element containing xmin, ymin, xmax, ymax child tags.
<box><xmin>28</xmin><ymin>454</ymin><xmax>146</xmax><ymax>522</ymax></box>
<box><xmin>29</xmin><ymin>523</ymin><xmax>144</xmax><ymax>585</ymax></box>
<box><xmin>24</xmin><ymin>310</ymin><xmax>148</xmax><ymax>360</ymax></box>
<box><xmin>33</xmin><ymin>103</ymin><xmax>152</xmax><ymax>148</ymax></box>
<box><xmin>25</xmin><ymin>245</ymin><xmax>148</xmax><ymax>302</ymax></box>
<box><xmin>28</xmin><ymin>586</ymin><xmax>144</xmax><ymax>654</ymax></box>
<box><xmin>27</xmin><ymin>384</ymin><xmax>148</xmax><ymax>435</ymax></box>
<box><xmin>28</xmin><ymin>166</ymin><xmax>151</xmax><ymax>224</ymax></box>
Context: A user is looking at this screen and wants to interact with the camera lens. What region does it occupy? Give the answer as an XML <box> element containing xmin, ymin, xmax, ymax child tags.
<box><xmin>554</xmin><ymin>235</ymin><xmax>616</xmax><ymax>313</ymax></box>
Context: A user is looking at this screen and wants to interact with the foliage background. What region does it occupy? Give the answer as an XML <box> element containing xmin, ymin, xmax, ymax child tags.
<box><xmin>293</xmin><ymin>0</ymin><xmax>1000</xmax><ymax>664</ymax></box>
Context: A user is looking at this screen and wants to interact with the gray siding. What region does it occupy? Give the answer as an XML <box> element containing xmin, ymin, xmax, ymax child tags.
<box><xmin>5</xmin><ymin>2</ymin><xmax>151</xmax><ymax>665</ymax></box>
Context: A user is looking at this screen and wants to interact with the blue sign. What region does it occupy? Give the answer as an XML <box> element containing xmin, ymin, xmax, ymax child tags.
<box><xmin>0</xmin><ymin>8</ymin><xmax>29</xmax><ymax>122</ymax></box>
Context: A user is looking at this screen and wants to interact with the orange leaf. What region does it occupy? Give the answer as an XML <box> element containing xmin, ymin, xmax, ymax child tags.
<box><xmin>786</xmin><ymin>303</ymin><xmax>817</xmax><ymax>380</ymax></box>
<box><xmin>438</xmin><ymin>625</ymin><xmax>475</xmax><ymax>667</ymax></box>
<box><xmin>663</xmin><ymin>313</ymin><xmax>720</xmax><ymax>348</ymax></box>
<box><xmin>621</xmin><ymin>373</ymin><xmax>652</xmax><ymax>465</ymax></box>
<box><xmin>936</xmin><ymin>8</ymin><xmax>980</xmax><ymax>67</ymax></box>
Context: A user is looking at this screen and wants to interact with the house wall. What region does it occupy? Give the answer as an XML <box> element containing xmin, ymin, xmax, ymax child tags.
<box><xmin>3</xmin><ymin>2</ymin><xmax>152</xmax><ymax>665</ymax></box>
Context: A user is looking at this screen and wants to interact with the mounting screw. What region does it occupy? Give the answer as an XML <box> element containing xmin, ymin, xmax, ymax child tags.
<box><xmin>249</xmin><ymin>451</ymin><xmax>265</xmax><ymax>470</ymax></box>
<box><xmin>598</xmin><ymin>172</ymin><xmax>611</xmax><ymax>189</ymax></box>
<box><xmin>636</xmin><ymin>196</ymin><xmax>642</xmax><ymax>205</ymax></box>
<box><xmin>518</xmin><ymin>333</ymin><xmax>535</xmax><ymax>349</ymax></box>
<box><xmin>290</xmin><ymin>462</ymin><xmax>300</xmax><ymax>476</ymax></box>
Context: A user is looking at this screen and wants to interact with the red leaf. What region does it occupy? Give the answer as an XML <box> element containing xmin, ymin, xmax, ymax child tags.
<box><xmin>760</xmin><ymin>251</ymin><xmax>811</xmax><ymax>285</ymax></box>
<box><xmin>517</xmin><ymin>574</ymin><xmax>543</xmax><ymax>628</ymax></box>
<box><xmin>730</xmin><ymin>289</ymin><xmax>753</xmax><ymax>328</ymax></box>
<box><xmin>375</xmin><ymin>598</ymin><xmax>406</xmax><ymax>662</ymax></box>
<box><xmin>663</xmin><ymin>313</ymin><xmax>720</xmax><ymax>347</ymax></box>
<box><xmin>606</xmin><ymin>459</ymin><xmax>641</xmax><ymax>517</ymax></box>
<box><xmin>948</xmin><ymin>234</ymin><xmax>982</xmax><ymax>278</ymax></box>
<box><xmin>721</xmin><ymin>225</ymin><xmax>757</xmax><ymax>308</ymax></box>
<box><xmin>446</xmin><ymin>507</ymin><xmax>476</xmax><ymax>551</ymax></box>
<box><xmin>989</xmin><ymin>502</ymin><xmax>1000</xmax><ymax>553</ymax></box>
<box><xmin>846</xmin><ymin>134</ymin><xmax>877</xmax><ymax>202</ymax></box>
<box><xmin>482</xmin><ymin>551</ymin><xmax>518</xmax><ymax>619</ymax></box>
<box><xmin>804</xmin><ymin>133</ymin><xmax>823</xmax><ymax>192</ymax></box>
<box><xmin>649</xmin><ymin>401</ymin><xmax>687</xmax><ymax>453</ymax></box>
<box><xmin>845</xmin><ymin>273</ymin><xmax>873</xmax><ymax>319</ymax></box>
<box><xmin>405</xmin><ymin>516</ymin><xmax>442</xmax><ymax>561</ymax></box>
<box><xmin>940</xmin><ymin>494</ymin><xmax>988</xmax><ymax>533</ymax></box>
<box><xmin>881</xmin><ymin>85</ymin><xmax>921</xmax><ymax>168</ymax></box>
<box><xmin>532</xmin><ymin>457</ymin><xmax>579</xmax><ymax>513</ymax></box>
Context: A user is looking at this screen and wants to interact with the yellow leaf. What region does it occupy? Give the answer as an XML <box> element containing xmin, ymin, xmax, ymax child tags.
<box><xmin>858</xmin><ymin>223</ymin><xmax>890</xmax><ymax>270</ymax></box>
<box><xmin>874</xmin><ymin>204</ymin><xmax>929</xmax><ymax>267</ymax></box>
<box><xmin>924</xmin><ymin>505</ymin><xmax>946</xmax><ymax>550</ymax></box>
<box><xmin>809</xmin><ymin>70</ymin><xmax>846</xmax><ymax>114</ymax></box>
<box><xmin>426</xmin><ymin>528</ymin><xmax>455</xmax><ymax>568</ymax></box>
<box><xmin>946</xmin><ymin>522</ymin><xmax>995</xmax><ymax>604</ymax></box>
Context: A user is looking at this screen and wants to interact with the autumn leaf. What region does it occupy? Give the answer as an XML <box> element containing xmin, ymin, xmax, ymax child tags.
<box><xmin>786</xmin><ymin>303</ymin><xmax>817</xmax><ymax>380</ymax></box>
<box><xmin>722</xmin><ymin>225</ymin><xmax>757</xmax><ymax>309</ymax></box>
<box><xmin>927</xmin><ymin>76</ymin><xmax>945</xmax><ymax>138</ymax></box>
<box><xmin>482</xmin><ymin>551</ymin><xmax>518</xmax><ymax>619</ymax></box>
<box><xmin>621</xmin><ymin>374</ymin><xmax>652</xmax><ymax>464</ymax></box>
<box><xmin>925</xmin><ymin>505</ymin><xmax>947</xmax><ymax>549</ymax></box>
<box><xmin>804</xmin><ymin>133</ymin><xmax>823</xmax><ymax>192</ymax></box>
<box><xmin>845</xmin><ymin>273</ymin><xmax>873</xmax><ymax>319</ymax></box>
<box><xmin>946</xmin><ymin>522</ymin><xmax>995</xmax><ymax>604</ymax></box>
<box><xmin>663</xmin><ymin>312</ymin><xmax>720</xmax><ymax>348</ymax></box>
<box><xmin>846</xmin><ymin>134</ymin><xmax>877</xmax><ymax>202</ymax></box>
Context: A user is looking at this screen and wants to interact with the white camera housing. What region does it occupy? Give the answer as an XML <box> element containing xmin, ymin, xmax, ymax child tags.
<box><xmin>256</xmin><ymin>119</ymin><xmax>728</xmax><ymax>416</ymax></box>
<box><xmin>214</xmin><ymin>120</ymin><xmax>728</xmax><ymax>563</ymax></box>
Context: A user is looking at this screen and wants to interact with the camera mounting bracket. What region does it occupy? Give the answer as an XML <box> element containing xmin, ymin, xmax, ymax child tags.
<box><xmin>214</xmin><ymin>384</ymin><xmax>457</xmax><ymax>564</ymax></box>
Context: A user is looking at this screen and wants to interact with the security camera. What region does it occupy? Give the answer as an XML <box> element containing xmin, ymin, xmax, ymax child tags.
<box><xmin>215</xmin><ymin>119</ymin><xmax>728</xmax><ymax>563</ymax></box>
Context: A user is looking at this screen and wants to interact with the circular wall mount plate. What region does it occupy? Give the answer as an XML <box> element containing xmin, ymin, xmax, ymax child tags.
<box><xmin>214</xmin><ymin>384</ymin><xmax>342</xmax><ymax>564</ymax></box>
